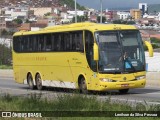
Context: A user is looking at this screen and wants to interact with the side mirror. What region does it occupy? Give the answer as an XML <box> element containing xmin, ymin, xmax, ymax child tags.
<box><xmin>93</xmin><ymin>43</ymin><xmax>99</xmax><ymax>61</ymax></box>
<box><xmin>144</xmin><ymin>41</ymin><xmax>153</xmax><ymax>57</ymax></box>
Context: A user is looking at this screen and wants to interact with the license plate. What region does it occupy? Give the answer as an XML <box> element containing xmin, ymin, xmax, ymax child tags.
<box><xmin>121</xmin><ymin>84</ymin><xmax>129</xmax><ymax>87</ymax></box>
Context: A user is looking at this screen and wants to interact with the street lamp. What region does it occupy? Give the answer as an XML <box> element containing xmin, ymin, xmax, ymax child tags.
<box><xmin>100</xmin><ymin>0</ymin><xmax>103</xmax><ymax>23</ymax></box>
<box><xmin>75</xmin><ymin>0</ymin><xmax>77</xmax><ymax>23</ymax></box>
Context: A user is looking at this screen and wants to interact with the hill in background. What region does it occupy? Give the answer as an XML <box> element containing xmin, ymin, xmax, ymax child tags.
<box><xmin>59</xmin><ymin>0</ymin><xmax>85</xmax><ymax>10</ymax></box>
<box><xmin>0</xmin><ymin>0</ymin><xmax>86</xmax><ymax>10</ymax></box>
<box><xmin>148</xmin><ymin>4</ymin><xmax>160</xmax><ymax>13</ymax></box>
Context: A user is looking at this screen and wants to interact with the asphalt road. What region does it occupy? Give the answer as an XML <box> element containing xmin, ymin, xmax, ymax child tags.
<box><xmin>0</xmin><ymin>74</ymin><xmax>160</xmax><ymax>106</ymax></box>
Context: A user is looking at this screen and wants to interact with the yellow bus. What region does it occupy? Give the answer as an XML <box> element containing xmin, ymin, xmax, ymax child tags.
<box><xmin>12</xmin><ymin>22</ymin><xmax>153</xmax><ymax>94</ymax></box>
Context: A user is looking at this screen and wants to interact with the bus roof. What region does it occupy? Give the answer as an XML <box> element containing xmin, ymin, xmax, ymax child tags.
<box><xmin>13</xmin><ymin>22</ymin><xmax>137</xmax><ymax>36</ymax></box>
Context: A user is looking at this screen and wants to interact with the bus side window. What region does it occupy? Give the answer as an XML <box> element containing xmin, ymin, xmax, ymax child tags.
<box><xmin>71</xmin><ymin>32</ymin><xmax>76</xmax><ymax>50</ymax></box>
<box><xmin>13</xmin><ymin>36</ymin><xmax>21</xmax><ymax>52</ymax></box>
<box><xmin>39</xmin><ymin>35</ymin><xmax>45</xmax><ymax>51</ymax></box>
<box><xmin>28</xmin><ymin>36</ymin><xmax>33</xmax><ymax>51</ymax></box>
<box><xmin>60</xmin><ymin>33</ymin><xmax>64</xmax><ymax>51</ymax></box>
<box><xmin>58</xmin><ymin>34</ymin><xmax>62</xmax><ymax>51</ymax></box>
<box><xmin>51</xmin><ymin>34</ymin><xmax>55</xmax><ymax>51</ymax></box>
<box><xmin>33</xmin><ymin>35</ymin><xmax>37</xmax><ymax>51</ymax></box>
<box><xmin>21</xmin><ymin>36</ymin><xmax>24</xmax><ymax>51</ymax></box>
<box><xmin>77</xmin><ymin>31</ymin><xmax>83</xmax><ymax>51</ymax></box>
<box><xmin>46</xmin><ymin>34</ymin><xmax>52</xmax><ymax>51</ymax></box>
<box><xmin>23</xmin><ymin>36</ymin><xmax>27</xmax><ymax>52</ymax></box>
<box><xmin>71</xmin><ymin>31</ymin><xmax>83</xmax><ymax>52</ymax></box>
<box><xmin>64</xmin><ymin>33</ymin><xmax>70</xmax><ymax>51</ymax></box>
<box><xmin>85</xmin><ymin>30</ymin><xmax>96</xmax><ymax>72</ymax></box>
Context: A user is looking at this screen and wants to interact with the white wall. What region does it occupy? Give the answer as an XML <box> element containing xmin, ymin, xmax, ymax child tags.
<box><xmin>31</xmin><ymin>27</ymin><xmax>40</xmax><ymax>31</ymax></box>
<box><xmin>0</xmin><ymin>38</ymin><xmax>12</xmax><ymax>48</ymax></box>
<box><xmin>145</xmin><ymin>52</ymin><xmax>160</xmax><ymax>72</ymax></box>
<box><xmin>67</xmin><ymin>11</ymin><xmax>84</xmax><ymax>16</ymax></box>
<box><xmin>30</xmin><ymin>7</ymin><xmax>52</xmax><ymax>17</ymax></box>
<box><xmin>11</xmin><ymin>11</ymin><xmax>28</xmax><ymax>18</ymax></box>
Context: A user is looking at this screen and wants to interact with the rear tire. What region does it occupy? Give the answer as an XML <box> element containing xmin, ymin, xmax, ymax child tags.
<box><xmin>27</xmin><ymin>74</ymin><xmax>35</xmax><ymax>90</ymax></box>
<box><xmin>35</xmin><ymin>74</ymin><xmax>43</xmax><ymax>90</ymax></box>
<box><xmin>79</xmin><ymin>77</ymin><xmax>88</xmax><ymax>94</ymax></box>
<box><xmin>119</xmin><ymin>89</ymin><xmax>129</xmax><ymax>94</ymax></box>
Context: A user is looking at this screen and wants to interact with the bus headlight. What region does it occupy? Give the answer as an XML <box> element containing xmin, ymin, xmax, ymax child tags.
<box><xmin>100</xmin><ymin>78</ymin><xmax>113</xmax><ymax>82</ymax></box>
<box><xmin>135</xmin><ymin>76</ymin><xmax>145</xmax><ymax>80</ymax></box>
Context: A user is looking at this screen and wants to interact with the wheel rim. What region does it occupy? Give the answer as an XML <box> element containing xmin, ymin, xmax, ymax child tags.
<box><xmin>28</xmin><ymin>74</ymin><xmax>33</xmax><ymax>89</ymax></box>
<box><xmin>36</xmin><ymin>74</ymin><xmax>42</xmax><ymax>90</ymax></box>
<box><xmin>80</xmin><ymin>79</ymin><xmax>87</xmax><ymax>94</ymax></box>
<box><xmin>82</xmin><ymin>81</ymin><xmax>86</xmax><ymax>91</ymax></box>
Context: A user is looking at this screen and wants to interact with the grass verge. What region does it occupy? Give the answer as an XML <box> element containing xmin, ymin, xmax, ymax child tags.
<box><xmin>0</xmin><ymin>65</ymin><xmax>12</xmax><ymax>69</ymax></box>
<box><xmin>0</xmin><ymin>93</ymin><xmax>160</xmax><ymax>120</ymax></box>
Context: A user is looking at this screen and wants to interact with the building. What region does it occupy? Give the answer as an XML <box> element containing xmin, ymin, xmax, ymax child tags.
<box><xmin>18</xmin><ymin>23</ymin><xmax>31</xmax><ymax>31</ymax></box>
<box><xmin>139</xmin><ymin>3</ymin><xmax>148</xmax><ymax>16</ymax></box>
<box><xmin>6</xmin><ymin>21</ymin><xmax>20</xmax><ymax>32</ymax></box>
<box><xmin>3</xmin><ymin>7</ymin><xmax>29</xmax><ymax>21</ymax></box>
<box><xmin>67</xmin><ymin>11</ymin><xmax>85</xmax><ymax>17</ymax></box>
<box><xmin>18</xmin><ymin>19</ymin><xmax>49</xmax><ymax>31</ymax></box>
<box><xmin>117</xmin><ymin>11</ymin><xmax>130</xmax><ymax>20</ymax></box>
<box><xmin>0</xmin><ymin>16</ymin><xmax>6</xmax><ymax>30</ymax></box>
<box><xmin>105</xmin><ymin>11</ymin><xmax>118</xmax><ymax>20</ymax></box>
<box><xmin>130</xmin><ymin>9</ymin><xmax>142</xmax><ymax>20</ymax></box>
<box><xmin>143</xmin><ymin>13</ymin><xmax>160</xmax><ymax>21</ymax></box>
<box><xmin>30</xmin><ymin>7</ymin><xmax>52</xmax><ymax>17</ymax></box>
<box><xmin>89</xmin><ymin>15</ymin><xmax>97</xmax><ymax>22</ymax></box>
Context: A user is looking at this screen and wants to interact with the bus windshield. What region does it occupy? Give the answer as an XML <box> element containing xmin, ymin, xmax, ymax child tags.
<box><xmin>95</xmin><ymin>30</ymin><xmax>145</xmax><ymax>73</ymax></box>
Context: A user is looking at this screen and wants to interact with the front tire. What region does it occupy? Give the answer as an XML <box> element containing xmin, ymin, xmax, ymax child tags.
<box><xmin>79</xmin><ymin>77</ymin><xmax>88</xmax><ymax>94</ymax></box>
<box><xmin>35</xmin><ymin>74</ymin><xmax>43</xmax><ymax>90</ymax></box>
<box><xmin>119</xmin><ymin>89</ymin><xmax>129</xmax><ymax>94</ymax></box>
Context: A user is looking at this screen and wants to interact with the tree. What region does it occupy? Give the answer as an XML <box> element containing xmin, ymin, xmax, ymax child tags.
<box><xmin>13</xmin><ymin>18</ymin><xmax>23</xmax><ymax>24</ymax></box>
<box><xmin>44</xmin><ymin>12</ymin><xmax>51</xmax><ymax>16</ymax></box>
<box><xmin>112</xmin><ymin>20</ymin><xmax>135</xmax><ymax>25</ymax></box>
<box><xmin>0</xmin><ymin>29</ymin><xmax>8</xmax><ymax>36</ymax></box>
<box><xmin>112</xmin><ymin>20</ymin><xmax>122</xmax><ymax>24</ymax></box>
<box><xmin>72</xmin><ymin>15</ymin><xmax>88</xmax><ymax>23</ymax></box>
<box><xmin>59</xmin><ymin>0</ymin><xmax>86</xmax><ymax>10</ymax></box>
<box><xmin>25</xmin><ymin>19</ymin><xmax>31</xmax><ymax>23</ymax></box>
<box><xmin>0</xmin><ymin>29</ymin><xmax>14</xmax><ymax>37</ymax></box>
<box><xmin>97</xmin><ymin>16</ymin><xmax>106</xmax><ymax>23</ymax></box>
<box><xmin>127</xmin><ymin>21</ymin><xmax>135</xmax><ymax>25</ymax></box>
<box><xmin>0</xmin><ymin>30</ymin><xmax>13</xmax><ymax>65</ymax></box>
<box><xmin>0</xmin><ymin>44</ymin><xmax>12</xmax><ymax>65</ymax></box>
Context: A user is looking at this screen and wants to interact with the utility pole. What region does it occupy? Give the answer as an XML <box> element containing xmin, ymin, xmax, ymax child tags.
<box><xmin>100</xmin><ymin>0</ymin><xmax>103</xmax><ymax>23</ymax></box>
<box><xmin>75</xmin><ymin>0</ymin><xmax>77</xmax><ymax>23</ymax></box>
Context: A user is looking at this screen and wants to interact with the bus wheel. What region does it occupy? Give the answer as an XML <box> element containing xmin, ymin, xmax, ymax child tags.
<box><xmin>119</xmin><ymin>89</ymin><xmax>129</xmax><ymax>94</ymax></box>
<box><xmin>79</xmin><ymin>77</ymin><xmax>88</xmax><ymax>94</ymax></box>
<box><xmin>36</xmin><ymin>74</ymin><xmax>43</xmax><ymax>90</ymax></box>
<box><xmin>27</xmin><ymin>74</ymin><xmax>35</xmax><ymax>90</ymax></box>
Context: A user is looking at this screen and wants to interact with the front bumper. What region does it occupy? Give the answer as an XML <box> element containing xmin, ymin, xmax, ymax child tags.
<box><xmin>95</xmin><ymin>79</ymin><xmax>146</xmax><ymax>91</ymax></box>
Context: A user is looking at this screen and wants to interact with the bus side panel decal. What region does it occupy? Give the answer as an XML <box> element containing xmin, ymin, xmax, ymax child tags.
<box><xmin>42</xmin><ymin>80</ymin><xmax>77</xmax><ymax>89</ymax></box>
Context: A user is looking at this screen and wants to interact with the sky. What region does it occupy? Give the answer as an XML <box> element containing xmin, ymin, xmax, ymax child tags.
<box><xmin>76</xmin><ymin>0</ymin><xmax>160</xmax><ymax>10</ymax></box>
